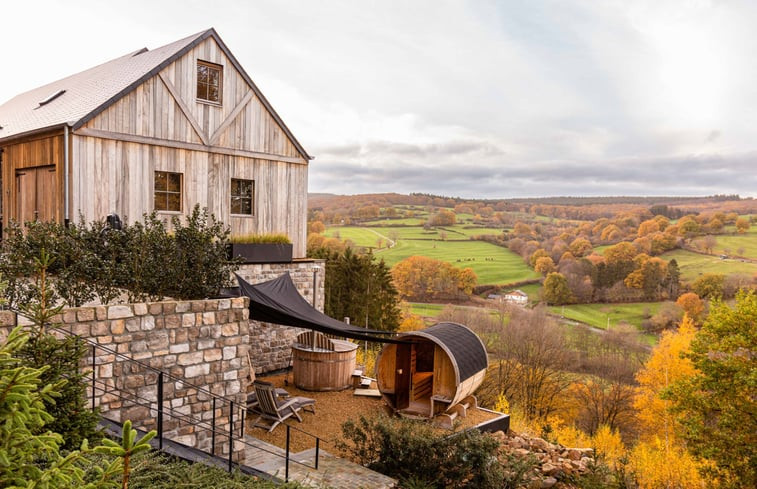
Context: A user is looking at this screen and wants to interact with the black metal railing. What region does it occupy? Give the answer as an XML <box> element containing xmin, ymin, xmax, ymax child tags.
<box><xmin>54</xmin><ymin>325</ymin><xmax>323</xmax><ymax>481</ymax></box>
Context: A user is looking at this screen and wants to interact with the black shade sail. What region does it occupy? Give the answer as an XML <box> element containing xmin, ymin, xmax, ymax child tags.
<box><xmin>235</xmin><ymin>273</ymin><xmax>404</xmax><ymax>344</ymax></box>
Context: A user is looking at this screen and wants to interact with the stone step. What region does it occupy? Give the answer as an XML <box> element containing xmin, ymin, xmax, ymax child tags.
<box><xmin>243</xmin><ymin>435</ymin><xmax>396</xmax><ymax>488</ymax></box>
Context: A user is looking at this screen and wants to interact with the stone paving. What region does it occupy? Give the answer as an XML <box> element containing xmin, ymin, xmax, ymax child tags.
<box><xmin>243</xmin><ymin>435</ymin><xmax>396</xmax><ymax>488</ymax></box>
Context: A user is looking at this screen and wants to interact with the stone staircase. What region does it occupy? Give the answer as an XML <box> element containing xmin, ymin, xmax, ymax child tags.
<box><xmin>243</xmin><ymin>435</ymin><xmax>396</xmax><ymax>488</ymax></box>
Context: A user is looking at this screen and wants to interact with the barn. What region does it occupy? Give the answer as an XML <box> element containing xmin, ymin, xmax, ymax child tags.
<box><xmin>0</xmin><ymin>28</ymin><xmax>311</xmax><ymax>257</ymax></box>
<box><xmin>376</xmin><ymin>322</ymin><xmax>488</xmax><ymax>420</ymax></box>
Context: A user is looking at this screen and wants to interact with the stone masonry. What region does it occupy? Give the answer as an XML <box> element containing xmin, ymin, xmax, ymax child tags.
<box><xmin>237</xmin><ymin>260</ymin><xmax>326</xmax><ymax>374</ymax></box>
<box><xmin>0</xmin><ymin>298</ymin><xmax>250</xmax><ymax>462</ymax></box>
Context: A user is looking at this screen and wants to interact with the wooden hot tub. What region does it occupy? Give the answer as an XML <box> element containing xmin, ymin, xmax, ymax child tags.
<box><xmin>292</xmin><ymin>338</ymin><xmax>358</xmax><ymax>391</ymax></box>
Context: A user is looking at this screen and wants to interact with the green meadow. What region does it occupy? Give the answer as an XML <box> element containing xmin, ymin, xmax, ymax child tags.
<box><xmin>711</xmin><ymin>234</ymin><xmax>757</xmax><ymax>260</ymax></box>
<box><xmin>549</xmin><ymin>302</ymin><xmax>662</xmax><ymax>330</ymax></box>
<box><xmin>378</xmin><ymin>239</ymin><xmax>539</xmax><ymax>285</ymax></box>
<box><xmin>661</xmin><ymin>249</ymin><xmax>757</xmax><ymax>281</ymax></box>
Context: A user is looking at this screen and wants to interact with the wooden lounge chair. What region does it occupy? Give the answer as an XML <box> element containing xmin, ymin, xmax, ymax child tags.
<box><xmin>245</xmin><ymin>360</ymin><xmax>290</xmax><ymax>412</ymax></box>
<box><xmin>250</xmin><ymin>381</ymin><xmax>316</xmax><ymax>432</ymax></box>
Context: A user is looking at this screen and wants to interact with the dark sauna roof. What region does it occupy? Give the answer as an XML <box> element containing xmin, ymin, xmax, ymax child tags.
<box><xmin>409</xmin><ymin>322</ymin><xmax>488</xmax><ymax>383</ymax></box>
<box><xmin>235</xmin><ymin>273</ymin><xmax>404</xmax><ymax>344</ymax></box>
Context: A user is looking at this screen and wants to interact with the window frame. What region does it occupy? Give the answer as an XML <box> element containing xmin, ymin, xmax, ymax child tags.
<box><xmin>230</xmin><ymin>178</ymin><xmax>255</xmax><ymax>216</ymax></box>
<box><xmin>196</xmin><ymin>60</ymin><xmax>223</xmax><ymax>105</ymax></box>
<box><xmin>154</xmin><ymin>170</ymin><xmax>183</xmax><ymax>213</ymax></box>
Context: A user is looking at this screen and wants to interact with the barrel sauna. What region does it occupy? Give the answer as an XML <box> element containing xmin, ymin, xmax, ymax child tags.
<box><xmin>292</xmin><ymin>331</ymin><xmax>357</xmax><ymax>391</ymax></box>
<box><xmin>376</xmin><ymin>322</ymin><xmax>488</xmax><ymax>418</ymax></box>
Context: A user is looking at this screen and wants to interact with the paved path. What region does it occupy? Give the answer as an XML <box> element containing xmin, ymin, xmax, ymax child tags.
<box><xmin>244</xmin><ymin>435</ymin><xmax>396</xmax><ymax>488</ymax></box>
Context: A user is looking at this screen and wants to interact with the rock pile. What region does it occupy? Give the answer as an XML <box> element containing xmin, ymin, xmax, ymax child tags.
<box><xmin>489</xmin><ymin>430</ymin><xmax>595</xmax><ymax>488</ymax></box>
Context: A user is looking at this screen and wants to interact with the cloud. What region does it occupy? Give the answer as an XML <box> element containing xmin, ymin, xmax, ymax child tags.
<box><xmin>2</xmin><ymin>1</ymin><xmax>756</xmax><ymax>198</ymax></box>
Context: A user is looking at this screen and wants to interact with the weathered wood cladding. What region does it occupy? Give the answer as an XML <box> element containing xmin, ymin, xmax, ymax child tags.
<box><xmin>1</xmin><ymin>130</ymin><xmax>66</xmax><ymax>226</ymax></box>
<box><xmin>71</xmin><ymin>135</ymin><xmax>307</xmax><ymax>257</ymax></box>
<box><xmin>84</xmin><ymin>37</ymin><xmax>303</xmax><ymax>160</ymax></box>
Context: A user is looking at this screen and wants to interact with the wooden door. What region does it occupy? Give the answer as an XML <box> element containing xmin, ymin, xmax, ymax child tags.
<box><xmin>394</xmin><ymin>343</ymin><xmax>412</xmax><ymax>410</ymax></box>
<box><xmin>15</xmin><ymin>166</ymin><xmax>57</xmax><ymax>223</ymax></box>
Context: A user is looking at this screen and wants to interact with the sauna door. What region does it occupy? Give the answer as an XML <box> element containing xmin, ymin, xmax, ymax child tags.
<box><xmin>394</xmin><ymin>343</ymin><xmax>411</xmax><ymax>410</ymax></box>
<box><xmin>16</xmin><ymin>166</ymin><xmax>57</xmax><ymax>223</ymax></box>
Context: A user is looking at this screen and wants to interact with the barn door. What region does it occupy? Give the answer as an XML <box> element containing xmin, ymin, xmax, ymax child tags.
<box><xmin>394</xmin><ymin>343</ymin><xmax>412</xmax><ymax>410</ymax></box>
<box><xmin>15</xmin><ymin>166</ymin><xmax>57</xmax><ymax>223</ymax></box>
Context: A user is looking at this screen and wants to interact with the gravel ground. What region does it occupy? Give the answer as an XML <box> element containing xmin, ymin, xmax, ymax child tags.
<box><xmin>245</xmin><ymin>372</ymin><xmax>498</xmax><ymax>456</ymax></box>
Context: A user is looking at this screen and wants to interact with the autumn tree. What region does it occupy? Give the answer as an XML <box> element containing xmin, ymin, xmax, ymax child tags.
<box><xmin>569</xmin><ymin>237</ymin><xmax>593</xmax><ymax>257</ymax></box>
<box><xmin>635</xmin><ymin>315</ymin><xmax>697</xmax><ymax>442</ymax></box>
<box><xmin>675</xmin><ymin>292</ymin><xmax>705</xmax><ymax>324</ymax></box>
<box><xmin>735</xmin><ymin>216</ymin><xmax>750</xmax><ymax>234</ymax></box>
<box><xmin>631</xmin><ymin>315</ymin><xmax>708</xmax><ymax>489</ymax></box>
<box><xmin>624</xmin><ymin>255</ymin><xmax>667</xmax><ymax>300</ymax></box>
<box><xmin>691</xmin><ymin>273</ymin><xmax>725</xmax><ymax>299</ymax></box>
<box><xmin>391</xmin><ymin>255</ymin><xmax>477</xmax><ymax>301</ymax></box>
<box><xmin>308</xmin><ymin>220</ymin><xmax>326</xmax><ymax>234</ymax></box>
<box><xmin>542</xmin><ymin>272</ymin><xmax>572</xmax><ymax>305</ymax></box>
<box><xmin>484</xmin><ymin>306</ymin><xmax>571</xmax><ymax>420</ymax></box>
<box><xmin>428</xmin><ymin>209</ymin><xmax>456</xmax><ymax>226</ymax></box>
<box><xmin>529</xmin><ymin>248</ymin><xmax>550</xmax><ymax>267</ymax></box>
<box><xmin>666</xmin><ymin>292</ymin><xmax>757</xmax><ymax>487</ymax></box>
<box><xmin>534</xmin><ymin>256</ymin><xmax>556</xmax><ymax>276</ymax></box>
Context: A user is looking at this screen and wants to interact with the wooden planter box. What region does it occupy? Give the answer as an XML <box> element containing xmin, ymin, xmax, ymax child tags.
<box><xmin>227</xmin><ymin>243</ymin><xmax>293</xmax><ymax>264</ymax></box>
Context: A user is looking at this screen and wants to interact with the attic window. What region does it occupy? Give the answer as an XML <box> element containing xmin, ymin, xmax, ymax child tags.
<box><xmin>38</xmin><ymin>89</ymin><xmax>66</xmax><ymax>106</ymax></box>
<box><xmin>197</xmin><ymin>60</ymin><xmax>222</xmax><ymax>104</ymax></box>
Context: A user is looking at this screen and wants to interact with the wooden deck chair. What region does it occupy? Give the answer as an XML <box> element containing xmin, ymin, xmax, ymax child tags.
<box><xmin>250</xmin><ymin>381</ymin><xmax>316</xmax><ymax>432</ymax></box>
<box><xmin>245</xmin><ymin>354</ymin><xmax>291</xmax><ymax>411</ymax></box>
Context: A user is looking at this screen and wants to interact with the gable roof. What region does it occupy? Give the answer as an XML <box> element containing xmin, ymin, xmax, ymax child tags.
<box><xmin>0</xmin><ymin>28</ymin><xmax>311</xmax><ymax>160</ymax></box>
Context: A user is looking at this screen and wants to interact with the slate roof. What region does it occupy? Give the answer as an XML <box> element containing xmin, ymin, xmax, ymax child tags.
<box><xmin>0</xmin><ymin>28</ymin><xmax>311</xmax><ymax>160</ymax></box>
<box><xmin>407</xmin><ymin>322</ymin><xmax>488</xmax><ymax>383</ymax></box>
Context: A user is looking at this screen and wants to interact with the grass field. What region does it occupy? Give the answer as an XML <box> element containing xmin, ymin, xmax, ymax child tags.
<box><xmin>407</xmin><ymin>303</ymin><xmax>445</xmax><ymax>317</ymax></box>
<box><xmin>377</xmin><ymin>239</ymin><xmax>540</xmax><ymax>285</ymax></box>
<box><xmin>323</xmin><ymin>225</ymin><xmax>538</xmax><ymax>285</ymax></box>
<box><xmin>322</xmin><ymin>226</ymin><xmax>392</xmax><ymax>247</ymax></box>
<box><xmin>549</xmin><ymin>302</ymin><xmax>663</xmax><ymax>330</ymax></box>
<box><xmin>711</xmin><ymin>234</ymin><xmax>757</xmax><ymax>259</ymax></box>
<box><xmin>661</xmin><ymin>249</ymin><xmax>757</xmax><ymax>281</ymax></box>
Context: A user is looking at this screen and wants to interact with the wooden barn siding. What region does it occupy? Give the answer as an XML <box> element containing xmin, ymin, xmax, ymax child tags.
<box><xmin>71</xmin><ymin>135</ymin><xmax>307</xmax><ymax>257</ymax></box>
<box><xmin>86</xmin><ymin>37</ymin><xmax>301</xmax><ymax>159</ymax></box>
<box><xmin>1</xmin><ymin>131</ymin><xmax>65</xmax><ymax>226</ymax></box>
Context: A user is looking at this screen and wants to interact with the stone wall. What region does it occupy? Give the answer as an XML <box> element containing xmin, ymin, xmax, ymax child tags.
<box><xmin>238</xmin><ymin>260</ymin><xmax>325</xmax><ymax>373</ymax></box>
<box><xmin>1</xmin><ymin>298</ymin><xmax>250</xmax><ymax>461</ymax></box>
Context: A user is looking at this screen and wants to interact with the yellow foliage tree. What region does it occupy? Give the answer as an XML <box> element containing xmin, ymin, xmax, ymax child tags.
<box><xmin>634</xmin><ymin>314</ymin><xmax>697</xmax><ymax>442</ymax></box>
<box><xmin>398</xmin><ymin>313</ymin><xmax>425</xmax><ymax>332</ymax></box>
<box><xmin>629</xmin><ymin>438</ymin><xmax>707</xmax><ymax>489</ymax></box>
<box><xmin>590</xmin><ymin>424</ymin><xmax>625</xmax><ymax>466</ymax></box>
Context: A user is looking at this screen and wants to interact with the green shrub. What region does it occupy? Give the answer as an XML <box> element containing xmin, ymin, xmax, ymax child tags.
<box><xmin>230</xmin><ymin>232</ymin><xmax>291</xmax><ymax>244</ymax></box>
<box><xmin>0</xmin><ymin>205</ymin><xmax>239</xmax><ymax>305</ymax></box>
<box><xmin>338</xmin><ymin>414</ymin><xmax>529</xmax><ymax>489</ymax></box>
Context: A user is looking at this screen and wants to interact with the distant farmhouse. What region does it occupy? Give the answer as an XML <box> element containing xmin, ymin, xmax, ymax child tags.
<box><xmin>489</xmin><ymin>289</ymin><xmax>529</xmax><ymax>306</ymax></box>
<box><xmin>0</xmin><ymin>28</ymin><xmax>311</xmax><ymax>258</ymax></box>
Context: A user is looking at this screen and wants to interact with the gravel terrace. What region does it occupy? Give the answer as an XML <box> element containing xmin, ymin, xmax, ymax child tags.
<box><xmin>244</xmin><ymin>372</ymin><xmax>498</xmax><ymax>457</ymax></box>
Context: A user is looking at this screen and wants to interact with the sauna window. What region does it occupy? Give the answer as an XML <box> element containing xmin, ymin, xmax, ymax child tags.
<box><xmin>154</xmin><ymin>171</ymin><xmax>182</xmax><ymax>212</ymax></box>
<box><xmin>230</xmin><ymin>178</ymin><xmax>254</xmax><ymax>215</ymax></box>
<box><xmin>197</xmin><ymin>60</ymin><xmax>223</xmax><ymax>104</ymax></box>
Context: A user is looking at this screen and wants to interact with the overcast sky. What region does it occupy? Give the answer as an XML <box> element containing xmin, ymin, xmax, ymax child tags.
<box><xmin>3</xmin><ymin>0</ymin><xmax>756</xmax><ymax>199</ymax></box>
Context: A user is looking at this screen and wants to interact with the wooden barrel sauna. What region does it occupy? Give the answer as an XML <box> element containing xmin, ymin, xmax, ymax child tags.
<box><xmin>292</xmin><ymin>333</ymin><xmax>357</xmax><ymax>391</ymax></box>
<box><xmin>376</xmin><ymin>322</ymin><xmax>488</xmax><ymax>418</ymax></box>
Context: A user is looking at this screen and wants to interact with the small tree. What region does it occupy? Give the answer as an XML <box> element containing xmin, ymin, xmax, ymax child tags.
<box><xmin>542</xmin><ymin>272</ymin><xmax>572</xmax><ymax>305</ymax></box>
<box><xmin>666</xmin><ymin>291</ymin><xmax>757</xmax><ymax>487</ymax></box>
<box><xmin>14</xmin><ymin>250</ymin><xmax>100</xmax><ymax>450</ymax></box>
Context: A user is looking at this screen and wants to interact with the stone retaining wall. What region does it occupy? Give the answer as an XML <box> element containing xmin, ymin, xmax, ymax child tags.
<box><xmin>1</xmin><ymin>298</ymin><xmax>250</xmax><ymax>461</ymax></box>
<box><xmin>238</xmin><ymin>260</ymin><xmax>325</xmax><ymax>373</ymax></box>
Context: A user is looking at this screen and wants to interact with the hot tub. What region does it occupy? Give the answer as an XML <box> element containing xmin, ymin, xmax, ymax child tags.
<box><xmin>292</xmin><ymin>339</ymin><xmax>358</xmax><ymax>391</ymax></box>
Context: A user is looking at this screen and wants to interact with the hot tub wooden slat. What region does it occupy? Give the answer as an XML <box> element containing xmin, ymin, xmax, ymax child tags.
<box><xmin>292</xmin><ymin>341</ymin><xmax>358</xmax><ymax>391</ymax></box>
